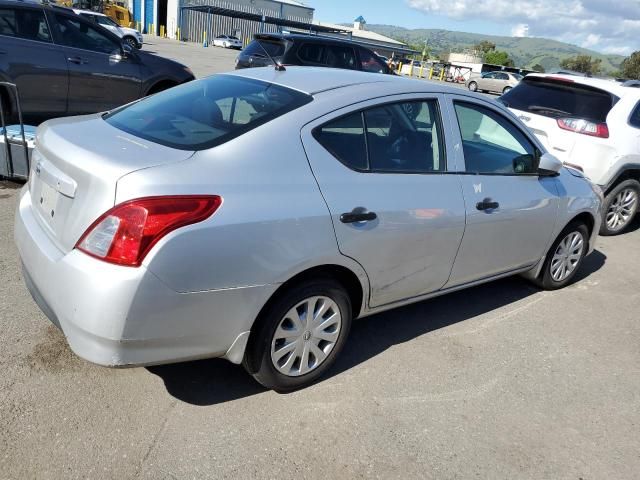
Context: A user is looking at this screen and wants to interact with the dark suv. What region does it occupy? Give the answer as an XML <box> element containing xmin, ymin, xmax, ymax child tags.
<box><xmin>236</xmin><ymin>33</ymin><xmax>393</xmax><ymax>75</ymax></box>
<box><xmin>0</xmin><ymin>0</ymin><xmax>194</xmax><ymax>123</ymax></box>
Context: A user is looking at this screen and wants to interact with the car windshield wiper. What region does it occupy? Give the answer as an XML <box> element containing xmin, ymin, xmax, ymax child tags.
<box><xmin>527</xmin><ymin>105</ymin><xmax>571</xmax><ymax>117</ymax></box>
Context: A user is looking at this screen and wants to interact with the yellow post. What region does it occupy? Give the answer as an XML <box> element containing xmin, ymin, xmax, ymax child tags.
<box><xmin>428</xmin><ymin>67</ymin><xmax>434</xmax><ymax>79</ymax></box>
<box><xmin>160</xmin><ymin>25</ymin><xmax>164</xmax><ymax>37</ymax></box>
<box><xmin>409</xmin><ymin>63</ymin><xmax>414</xmax><ymax>77</ymax></box>
<box><xmin>440</xmin><ymin>68</ymin><xmax>445</xmax><ymax>81</ymax></box>
<box><xmin>203</xmin><ymin>30</ymin><xmax>207</xmax><ymax>47</ymax></box>
<box><xmin>419</xmin><ymin>64</ymin><xmax>424</xmax><ymax>79</ymax></box>
<box><xmin>397</xmin><ymin>62</ymin><xmax>403</xmax><ymax>75</ymax></box>
<box><xmin>177</xmin><ymin>28</ymin><xmax>180</xmax><ymax>41</ymax></box>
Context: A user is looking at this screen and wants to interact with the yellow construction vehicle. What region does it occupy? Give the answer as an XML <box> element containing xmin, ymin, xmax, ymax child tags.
<box><xmin>56</xmin><ymin>0</ymin><xmax>134</xmax><ymax>27</ymax></box>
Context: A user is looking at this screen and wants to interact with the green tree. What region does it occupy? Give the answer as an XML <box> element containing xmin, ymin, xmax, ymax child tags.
<box><xmin>474</xmin><ymin>40</ymin><xmax>496</xmax><ymax>54</ymax></box>
<box><xmin>621</xmin><ymin>51</ymin><xmax>640</xmax><ymax>79</ymax></box>
<box><xmin>484</xmin><ymin>50</ymin><xmax>514</xmax><ymax>67</ymax></box>
<box><xmin>531</xmin><ymin>63</ymin><xmax>546</xmax><ymax>73</ymax></box>
<box><xmin>560</xmin><ymin>55</ymin><xmax>602</xmax><ymax>75</ymax></box>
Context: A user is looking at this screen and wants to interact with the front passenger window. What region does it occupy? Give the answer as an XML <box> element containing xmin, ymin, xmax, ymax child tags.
<box><xmin>454</xmin><ymin>102</ymin><xmax>537</xmax><ymax>174</ymax></box>
<box><xmin>54</xmin><ymin>14</ymin><xmax>120</xmax><ymax>54</ymax></box>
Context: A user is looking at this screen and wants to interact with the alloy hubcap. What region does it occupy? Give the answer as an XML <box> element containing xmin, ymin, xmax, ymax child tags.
<box><xmin>270</xmin><ymin>296</ymin><xmax>342</xmax><ymax>377</ymax></box>
<box><xmin>550</xmin><ymin>231</ymin><xmax>584</xmax><ymax>282</ymax></box>
<box><xmin>606</xmin><ymin>188</ymin><xmax>638</xmax><ymax>231</ymax></box>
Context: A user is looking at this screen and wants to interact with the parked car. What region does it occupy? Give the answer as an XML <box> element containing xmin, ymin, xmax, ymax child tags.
<box><xmin>0</xmin><ymin>0</ymin><xmax>194</xmax><ymax>124</ymax></box>
<box><xmin>16</xmin><ymin>67</ymin><xmax>602</xmax><ymax>391</ymax></box>
<box><xmin>73</xmin><ymin>8</ymin><xmax>143</xmax><ymax>49</ymax></box>
<box><xmin>500</xmin><ymin>74</ymin><xmax>640</xmax><ymax>235</ymax></box>
<box><xmin>467</xmin><ymin>71</ymin><xmax>522</xmax><ymax>95</ymax></box>
<box><xmin>236</xmin><ymin>33</ymin><xmax>393</xmax><ymax>75</ymax></box>
<box><xmin>212</xmin><ymin>34</ymin><xmax>242</xmax><ymax>49</ymax></box>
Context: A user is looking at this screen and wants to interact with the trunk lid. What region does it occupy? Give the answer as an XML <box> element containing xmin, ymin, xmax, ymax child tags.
<box><xmin>29</xmin><ymin>114</ymin><xmax>194</xmax><ymax>252</ymax></box>
<box><xmin>508</xmin><ymin>107</ymin><xmax>577</xmax><ymax>161</ymax></box>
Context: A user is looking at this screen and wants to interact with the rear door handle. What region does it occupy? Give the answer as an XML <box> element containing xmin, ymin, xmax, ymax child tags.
<box><xmin>340</xmin><ymin>210</ymin><xmax>377</xmax><ymax>224</ymax></box>
<box><xmin>67</xmin><ymin>57</ymin><xmax>88</xmax><ymax>65</ymax></box>
<box><xmin>476</xmin><ymin>198</ymin><xmax>499</xmax><ymax>211</ymax></box>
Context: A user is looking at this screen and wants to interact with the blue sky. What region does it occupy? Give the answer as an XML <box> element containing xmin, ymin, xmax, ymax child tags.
<box><xmin>309</xmin><ymin>0</ymin><xmax>638</xmax><ymax>55</ymax></box>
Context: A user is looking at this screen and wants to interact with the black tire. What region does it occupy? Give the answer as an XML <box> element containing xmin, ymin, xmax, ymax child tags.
<box><xmin>123</xmin><ymin>36</ymin><xmax>138</xmax><ymax>49</ymax></box>
<box><xmin>599</xmin><ymin>179</ymin><xmax>640</xmax><ymax>236</ymax></box>
<box><xmin>468</xmin><ymin>81</ymin><xmax>478</xmax><ymax>92</ymax></box>
<box><xmin>243</xmin><ymin>277</ymin><xmax>352</xmax><ymax>392</ymax></box>
<box><xmin>533</xmin><ymin>221</ymin><xmax>589</xmax><ymax>290</ymax></box>
<box><xmin>502</xmin><ymin>86</ymin><xmax>512</xmax><ymax>94</ymax></box>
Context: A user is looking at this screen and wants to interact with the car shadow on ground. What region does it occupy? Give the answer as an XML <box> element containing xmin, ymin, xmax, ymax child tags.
<box><xmin>147</xmin><ymin>249</ymin><xmax>606</xmax><ymax>405</ymax></box>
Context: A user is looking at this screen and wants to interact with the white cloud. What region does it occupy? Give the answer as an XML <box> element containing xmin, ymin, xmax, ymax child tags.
<box><xmin>406</xmin><ymin>0</ymin><xmax>639</xmax><ymax>56</ymax></box>
<box><xmin>511</xmin><ymin>23</ymin><xmax>529</xmax><ymax>37</ymax></box>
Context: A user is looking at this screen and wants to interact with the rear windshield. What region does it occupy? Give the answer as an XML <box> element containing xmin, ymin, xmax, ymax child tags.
<box><xmin>243</xmin><ymin>39</ymin><xmax>287</xmax><ymax>58</ymax></box>
<box><xmin>500</xmin><ymin>77</ymin><xmax>617</xmax><ymax>122</ymax></box>
<box><xmin>104</xmin><ymin>75</ymin><xmax>312</xmax><ymax>150</ymax></box>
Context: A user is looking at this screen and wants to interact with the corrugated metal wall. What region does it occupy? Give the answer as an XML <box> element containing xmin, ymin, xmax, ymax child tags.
<box><xmin>181</xmin><ymin>0</ymin><xmax>310</xmax><ymax>44</ymax></box>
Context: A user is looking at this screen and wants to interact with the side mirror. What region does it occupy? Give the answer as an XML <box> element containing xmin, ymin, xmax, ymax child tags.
<box><xmin>538</xmin><ymin>152</ymin><xmax>563</xmax><ymax>176</ymax></box>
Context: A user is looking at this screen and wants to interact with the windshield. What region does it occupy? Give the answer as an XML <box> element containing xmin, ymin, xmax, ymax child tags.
<box><xmin>105</xmin><ymin>75</ymin><xmax>312</xmax><ymax>150</ymax></box>
<box><xmin>500</xmin><ymin>77</ymin><xmax>617</xmax><ymax>122</ymax></box>
<box><xmin>513</xmin><ymin>73</ymin><xmax>523</xmax><ymax>80</ymax></box>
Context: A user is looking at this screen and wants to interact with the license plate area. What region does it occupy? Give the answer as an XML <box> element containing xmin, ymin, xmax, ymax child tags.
<box><xmin>37</xmin><ymin>182</ymin><xmax>59</xmax><ymax>222</ymax></box>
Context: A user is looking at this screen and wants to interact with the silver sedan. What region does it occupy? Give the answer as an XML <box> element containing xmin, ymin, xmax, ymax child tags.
<box><xmin>467</xmin><ymin>71</ymin><xmax>523</xmax><ymax>94</ymax></box>
<box><xmin>15</xmin><ymin>67</ymin><xmax>602</xmax><ymax>391</ymax></box>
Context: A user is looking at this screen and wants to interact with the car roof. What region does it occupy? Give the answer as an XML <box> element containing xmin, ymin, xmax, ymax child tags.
<box><xmin>226</xmin><ymin>65</ymin><xmax>468</xmax><ymax>96</ymax></box>
<box><xmin>255</xmin><ymin>32</ymin><xmax>372</xmax><ymax>49</ymax></box>
<box><xmin>525</xmin><ymin>73</ymin><xmax>640</xmax><ymax>99</ymax></box>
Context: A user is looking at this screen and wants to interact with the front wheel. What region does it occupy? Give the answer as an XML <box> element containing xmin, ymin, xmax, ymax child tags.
<box><xmin>123</xmin><ymin>37</ymin><xmax>138</xmax><ymax>49</ymax></box>
<box><xmin>532</xmin><ymin>221</ymin><xmax>589</xmax><ymax>290</ymax></box>
<box><xmin>243</xmin><ymin>278</ymin><xmax>352</xmax><ymax>391</ymax></box>
<box><xmin>468</xmin><ymin>81</ymin><xmax>478</xmax><ymax>92</ymax></box>
<box><xmin>600</xmin><ymin>179</ymin><xmax>640</xmax><ymax>236</ymax></box>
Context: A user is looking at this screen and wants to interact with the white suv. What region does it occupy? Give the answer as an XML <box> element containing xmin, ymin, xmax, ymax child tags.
<box><xmin>73</xmin><ymin>9</ymin><xmax>143</xmax><ymax>49</ymax></box>
<box><xmin>501</xmin><ymin>74</ymin><xmax>640</xmax><ymax>235</ymax></box>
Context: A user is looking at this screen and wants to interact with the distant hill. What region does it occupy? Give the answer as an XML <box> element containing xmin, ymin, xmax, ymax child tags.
<box><xmin>363</xmin><ymin>25</ymin><xmax>625</xmax><ymax>73</ymax></box>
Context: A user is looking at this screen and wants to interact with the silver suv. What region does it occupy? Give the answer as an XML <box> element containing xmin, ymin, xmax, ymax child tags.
<box><xmin>15</xmin><ymin>68</ymin><xmax>602</xmax><ymax>391</ymax></box>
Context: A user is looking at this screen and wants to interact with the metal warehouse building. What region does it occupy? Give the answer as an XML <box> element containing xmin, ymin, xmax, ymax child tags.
<box><xmin>132</xmin><ymin>0</ymin><xmax>314</xmax><ymax>42</ymax></box>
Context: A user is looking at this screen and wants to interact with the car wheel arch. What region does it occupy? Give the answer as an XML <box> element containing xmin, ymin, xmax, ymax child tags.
<box><xmin>144</xmin><ymin>79</ymin><xmax>180</xmax><ymax>96</ymax></box>
<box><xmin>604</xmin><ymin>165</ymin><xmax>640</xmax><ymax>195</ymax></box>
<box><xmin>241</xmin><ymin>263</ymin><xmax>365</xmax><ymax>373</ymax></box>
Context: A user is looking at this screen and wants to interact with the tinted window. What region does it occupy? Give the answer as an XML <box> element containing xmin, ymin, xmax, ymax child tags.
<box><xmin>105</xmin><ymin>75</ymin><xmax>312</xmax><ymax>150</ymax></box>
<box><xmin>500</xmin><ymin>77</ymin><xmax>616</xmax><ymax>123</ymax></box>
<box><xmin>496</xmin><ymin>73</ymin><xmax>509</xmax><ymax>80</ymax></box>
<box><xmin>454</xmin><ymin>102</ymin><xmax>537</xmax><ymax>174</ymax></box>
<box><xmin>243</xmin><ymin>39</ymin><xmax>286</xmax><ymax>58</ymax></box>
<box><xmin>314</xmin><ymin>100</ymin><xmax>445</xmax><ymax>173</ymax></box>
<box><xmin>96</xmin><ymin>15</ymin><xmax>118</xmax><ymax>27</ymax></box>
<box><xmin>0</xmin><ymin>7</ymin><xmax>51</xmax><ymax>42</ymax></box>
<box><xmin>54</xmin><ymin>14</ymin><xmax>120</xmax><ymax>54</ymax></box>
<box><xmin>630</xmin><ymin>102</ymin><xmax>640</xmax><ymax>129</ymax></box>
<box><xmin>298</xmin><ymin>43</ymin><xmax>325</xmax><ymax>64</ymax></box>
<box><xmin>359</xmin><ymin>48</ymin><xmax>387</xmax><ymax>73</ymax></box>
<box><xmin>325</xmin><ymin>45</ymin><xmax>356</xmax><ymax>70</ymax></box>
<box><xmin>314</xmin><ymin>112</ymin><xmax>367</xmax><ymax>170</ymax></box>
<box><xmin>483</xmin><ymin>72</ymin><xmax>496</xmax><ymax>78</ymax></box>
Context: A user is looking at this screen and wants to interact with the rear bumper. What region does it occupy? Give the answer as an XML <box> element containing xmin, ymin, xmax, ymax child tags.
<box><xmin>15</xmin><ymin>187</ymin><xmax>277</xmax><ymax>367</ymax></box>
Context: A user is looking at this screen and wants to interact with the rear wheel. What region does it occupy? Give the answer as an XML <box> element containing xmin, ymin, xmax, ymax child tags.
<box><xmin>502</xmin><ymin>86</ymin><xmax>512</xmax><ymax>94</ymax></box>
<box><xmin>533</xmin><ymin>221</ymin><xmax>589</xmax><ymax>290</ymax></box>
<box><xmin>243</xmin><ymin>277</ymin><xmax>352</xmax><ymax>392</ymax></box>
<box><xmin>468</xmin><ymin>81</ymin><xmax>478</xmax><ymax>92</ymax></box>
<box><xmin>600</xmin><ymin>179</ymin><xmax>640</xmax><ymax>236</ymax></box>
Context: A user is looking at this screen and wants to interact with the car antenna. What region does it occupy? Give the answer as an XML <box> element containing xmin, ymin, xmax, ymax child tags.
<box><xmin>256</xmin><ymin>39</ymin><xmax>286</xmax><ymax>71</ymax></box>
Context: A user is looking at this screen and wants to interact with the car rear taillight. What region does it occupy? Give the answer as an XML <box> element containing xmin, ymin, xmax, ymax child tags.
<box><xmin>557</xmin><ymin>118</ymin><xmax>609</xmax><ymax>138</ymax></box>
<box><xmin>76</xmin><ymin>196</ymin><xmax>222</xmax><ymax>267</ymax></box>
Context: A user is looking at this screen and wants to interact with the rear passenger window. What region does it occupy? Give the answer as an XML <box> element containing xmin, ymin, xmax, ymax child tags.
<box><xmin>313</xmin><ymin>112</ymin><xmax>367</xmax><ymax>170</ymax></box>
<box><xmin>325</xmin><ymin>45</ymin><xmax>356</xmax><ymax>70</ymax></box>
<box><xmin>454</xmin><ymin>101</ymin><xmax>537</xmax><ymax>174</ymax></box>
<box><xmin>314</xmin><ymin>100</ymin><xmax>445</xmax><ymax>173</ymax></box>
<box><xmin>629</xmin><ymin>102</ymin><xmax>640</xmax><ymax>129</ymax></box>
<box><xmin>298</xmin><ymin>44</ymin><xmax>325</xmax><ymax>64</ymax></box>
<box><xmin>0</xmin><ymin>7</ymin><xmax>51</xmax><ymax>42</ymax></box>
<box><xmin>359</xmin><ymin>48</ymin><xmax>387</xmax><ymax>73</ymax></box>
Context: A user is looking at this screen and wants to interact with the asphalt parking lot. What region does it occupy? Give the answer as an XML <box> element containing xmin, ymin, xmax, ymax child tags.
<box><xmin>2</xmin><ymin>39</ymin><xmax>640</xmax><ymax>480</ymax></box>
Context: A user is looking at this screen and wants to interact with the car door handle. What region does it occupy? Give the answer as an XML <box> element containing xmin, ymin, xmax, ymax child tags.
<box><xmin>476</xmin><ymin>199</ymin><xmax>499</xmax><ymax>211</ymax></box>
<box><xmin>340</xmin><ymin>210</ymin><xmax>377</xmax><ymax>223</ymax></box>
<box><xmin>67</xmin><ymin>57</ymin><xmax>88</xmax><ymax>65</ymax></box>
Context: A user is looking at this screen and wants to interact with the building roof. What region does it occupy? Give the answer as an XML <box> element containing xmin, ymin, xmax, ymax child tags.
<box><xmin>276</xmin><ymin>0</ymin><xmax>312</xmax><ymax>9</ymax></box>
<box><xmin>312</xmin><ymin>21</ymin><xmax>404</xmax><ymax>46</ymax></box>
